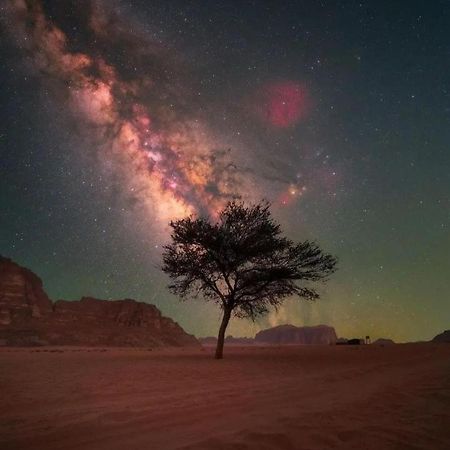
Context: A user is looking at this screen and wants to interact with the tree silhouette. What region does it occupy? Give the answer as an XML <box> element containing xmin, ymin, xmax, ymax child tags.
<box><xmin>162</xmin><ymin>201</ymin><xmax>337</xmax><ymax>359</ymax></box>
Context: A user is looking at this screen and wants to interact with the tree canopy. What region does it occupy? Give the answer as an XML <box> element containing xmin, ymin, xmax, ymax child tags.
<box><xmin>162</xmin><ymin>200</ymin><xmax>337</xmax><ymax>358</ymax></box>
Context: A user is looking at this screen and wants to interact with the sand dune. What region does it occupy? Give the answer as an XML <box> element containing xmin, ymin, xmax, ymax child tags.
<box><xmin>1</xmin><ymin>344</ymin><xmax>449</xmax><ymax>449</ymax></box>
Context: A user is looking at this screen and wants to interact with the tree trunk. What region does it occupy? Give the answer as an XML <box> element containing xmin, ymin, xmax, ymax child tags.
<box><xmin>215</xmin><ymin>307</ymin><xmax>231</xmax><ymax>359</ymax></box>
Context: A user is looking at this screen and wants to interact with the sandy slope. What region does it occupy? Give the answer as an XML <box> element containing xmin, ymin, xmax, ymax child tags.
<box><xmin>1</xmin><ymin>344</ymin><xmax>449</xmax><ymax>450</ymax></box>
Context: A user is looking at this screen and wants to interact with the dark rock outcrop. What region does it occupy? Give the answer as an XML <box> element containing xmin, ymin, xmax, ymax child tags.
<box><xmin>347</xmin><ymin>338</ymin><xmax>363</xmax><ymax>345</ymax></box>
<box><xmin>432</xmin><ymin>330</ymin><xmax>450</xmax><ymax>343</ymax></box>
<box><xmin>0</xmin><ymin>256</ymin><xmax>198</xmax><ymax>347</ymax></box>
<box><xmin>255</xmin><ymin>324</ymin><xmax>337</xmax><ymax>345</ymax></box>
<box><xmin>373</xmin><ymin>338</ymin><xmax>395</xmax><ymax>345</ymax></box>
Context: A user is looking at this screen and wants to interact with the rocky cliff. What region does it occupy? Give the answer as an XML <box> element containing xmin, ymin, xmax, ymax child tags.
<box><xmin>0</xmin><ymin>256</ymin><xmax>198</xmax><ymax>347</ymax></box>
<box><xmin>0</xmin><ymin>257</ymin><xmax>53</xmax><ymax>326</ymax></box>
<box><xmin>255</xmin><ymin>324</ymin><xmax>337</xmax><ymax>345</ymax></box>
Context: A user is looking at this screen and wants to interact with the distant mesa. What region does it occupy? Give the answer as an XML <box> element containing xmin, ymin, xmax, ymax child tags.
<box><xmin>432</xmin><ymin>330</ymin><xmax>450</xmax><ymax>343</ymax></box>
<box><xmin>199</xmin><ymin>326</ymin><xmax>338</xmax><ymax>346</ymax></box>
<box><xmin>373</xmin><ymin>338</ymin><xmax>395</xmax><ymax>345</ymax></box>
<box><xmin>255</xmin><ymin>324</ymin><xmax>337</xmax><ymax>345</ymax></box>
<box><xmin>0</xmin><ymin>256</ymin><xmax>198</xmax><ymax>347</ymax></box>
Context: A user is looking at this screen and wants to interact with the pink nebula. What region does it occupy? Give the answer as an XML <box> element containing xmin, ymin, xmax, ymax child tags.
<box><xmin>263</xmin><ymin>81</ymin><xmax>309</xmax><ymax>128</ymax></box>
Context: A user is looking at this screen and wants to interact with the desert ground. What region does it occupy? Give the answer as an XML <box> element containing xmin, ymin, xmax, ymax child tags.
<box><xmin>1</xmin><ymin>343</ymin><xmax>449</xmax><ymax>450</ymax></box>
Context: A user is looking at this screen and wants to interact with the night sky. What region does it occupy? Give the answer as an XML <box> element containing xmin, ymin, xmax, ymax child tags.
<box><xmin>1</xmin><ymin>0</ymin><xmax>449</xmax><ymax>342</ymax></box>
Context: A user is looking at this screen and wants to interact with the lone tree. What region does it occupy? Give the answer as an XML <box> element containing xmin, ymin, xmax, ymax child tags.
<box><xmin>162</xmin><ymin>201</ymin><xmax>337</xmax><ymax>359</ymax></box>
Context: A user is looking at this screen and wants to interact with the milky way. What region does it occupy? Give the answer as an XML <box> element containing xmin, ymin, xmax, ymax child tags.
<box><xmin>3</xmin><ymin>0</ymin><xmax>256</xmax><ymax>228</ymax></box>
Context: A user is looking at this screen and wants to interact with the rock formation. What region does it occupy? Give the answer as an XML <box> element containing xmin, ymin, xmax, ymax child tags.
<box><xmin>346</xmin><ymin>338</ymin><xmax>363</xmax><ymax>345</ymax></box>
<box><xmin>0</xmin><ymin>256</ymin><xmax>198</xmax><ymax>347</ymax></box>
<box><xmin>372</xmin><ymin>338</ymin><xmax>395</xmax><ymax>345</ymax></box>
<box><xmin>200</xmin><ymin>326</ymin><xmax>338</xmax><ymax>346</ymax></box>
<box><xmin>0</xmin><ymin>256</ymin><xmax>53</xmax><ymax>326</ymax></box>
<box><xmin>432</xmin><ymin>330</ymin><xmax>450</xmax><ymax>343</ymax></box>
<box><xmin>255</xmin><ymin>324</ymin><xmax>337</xmax><ymax>345</ymax></box>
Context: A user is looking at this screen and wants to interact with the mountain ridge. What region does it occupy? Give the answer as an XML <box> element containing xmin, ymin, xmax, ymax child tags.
<box><xmin>0</xmin><ymin>256</ymin><xmax>198</xmax><ymax>347</ymax></box>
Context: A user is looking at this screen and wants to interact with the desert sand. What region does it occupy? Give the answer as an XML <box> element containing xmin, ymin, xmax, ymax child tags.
<box><xmin>1</xmin><ymin>343</ymin><xmax>449</xmax><ymax>450</ymax></box>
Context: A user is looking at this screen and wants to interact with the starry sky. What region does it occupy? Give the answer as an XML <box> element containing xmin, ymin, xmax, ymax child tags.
<box><xmin>1</xmin><ymin>0</ymin><xmax>449</xmax><ymax>342</ymax></box>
